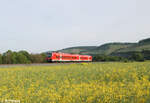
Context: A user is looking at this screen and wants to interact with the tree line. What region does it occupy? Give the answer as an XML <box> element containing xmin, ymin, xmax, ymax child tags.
<box><xmin>93</xmin><ymin>52</ymin><xmax>145</xmax><ymax>62</ymax></box>
<box><xmin>0</xmin><ymin>50</ymin><xmax>47</xmax><ymax>64</ymax></box>
<box><xmin>0</xmin><ymin>50</ymin><xmax>149</xmax><ymax>64</ymax></box>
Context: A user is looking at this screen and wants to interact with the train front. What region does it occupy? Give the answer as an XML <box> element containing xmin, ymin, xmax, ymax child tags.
<box><xmin>46</xmin><ymin>52</ymin><xmax>52</xmax><ymax>62</ymax></box>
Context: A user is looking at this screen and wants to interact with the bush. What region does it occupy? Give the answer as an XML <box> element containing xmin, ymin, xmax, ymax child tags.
<box><xmin>130</xmin><ymin>53</ymin><xmax>145</xmax><ymax>62</ymax></box>
<box><xmin>93</xmin><ymin>55</ymin><xmax>128</xmax><ymax>62</ymax></box>
<box><xmin>0</xmin><ymin>54</ymin><xmax>2</xmax><ymax>64</ymax></box>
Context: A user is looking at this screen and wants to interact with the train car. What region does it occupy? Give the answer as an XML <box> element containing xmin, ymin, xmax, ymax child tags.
<box><xmin>46</xmin><ymin>52</ymin><xmax>92</xmax><ymax>62</ymax></box>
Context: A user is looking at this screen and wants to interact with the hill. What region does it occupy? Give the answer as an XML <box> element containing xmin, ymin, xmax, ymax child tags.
<box><xmin>93</xmin><ymin>43</ymin><xmax>134</xmax><ymax>55</ymax></box>
<box><xmin>114</xmin><ymin>38</ymin><xmax>150</xmax><ymax>53</ymax></box>
<box><xmin>57</xmin><ymin>38</ymin><xmax>150</xmax><ymax>57</ymax></box>
<box><xmin>58</xmin><ymin>46</ymin><xmax>97</xmax><ymax>54</ymax></box>
<box><xmin>111</xmin><ymin>38</ymin><xmax>150</xmax><ymax>58</ymax></box>
<box><xmin>57</xmin><ymin>43</ymin><xmax>135</xmax><ymax>55</ymax></box>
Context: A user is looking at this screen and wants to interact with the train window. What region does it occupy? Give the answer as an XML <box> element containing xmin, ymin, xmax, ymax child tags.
<box><xmin>80</xmin><ymin>57</ymin><xmax>87</xmax><ymax>59</ymax></box>
<box><xmin>56</xmin><ymin>56</ymin><xmax>59</xmax><ymax>58</ymax></box>
<box><xmin>62</xmin><ymin>56</ymin><xmax>78</xmax><ymax>59</ymax></box>
<box><xmin>72</xmin><ymin>57</ymin><xmax>77</xmax><ymax>59</ymax></box>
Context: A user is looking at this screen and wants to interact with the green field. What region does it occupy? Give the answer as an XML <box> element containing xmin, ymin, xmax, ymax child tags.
<box><xmin>0</xmin><ymin>62</ymin><xmax>150</xmax><ymax>103</ymax></box>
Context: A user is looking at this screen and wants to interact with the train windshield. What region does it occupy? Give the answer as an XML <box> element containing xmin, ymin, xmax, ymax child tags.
<box><xmin>46</xmin><ymin>52</ymin><xmax>52</xmax><ymax>57</ymax></box>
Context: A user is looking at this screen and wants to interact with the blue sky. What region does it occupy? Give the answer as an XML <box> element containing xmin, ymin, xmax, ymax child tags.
<box><xmin>0</xmin><ymin>0</ymin><xmax>150</xmax><ymax>53</ymax></box>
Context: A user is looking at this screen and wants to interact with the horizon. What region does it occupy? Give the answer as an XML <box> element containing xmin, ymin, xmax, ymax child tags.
<box><xmin>0</xmin><ymin>0</ymin><xmax>150</xmax><ymax>53</ymax></box>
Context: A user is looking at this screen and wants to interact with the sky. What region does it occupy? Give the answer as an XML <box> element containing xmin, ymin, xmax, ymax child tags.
<box><xmin>0</xmin><ymin>0</ymin><xmax>150</xmax><ymax>53</ymax></box>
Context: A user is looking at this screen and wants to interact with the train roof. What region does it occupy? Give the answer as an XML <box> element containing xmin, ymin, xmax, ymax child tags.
<box><xmin>52</xmin><ymin>52</ymin><xmax>92</xmax><ymax>57</ymax></box>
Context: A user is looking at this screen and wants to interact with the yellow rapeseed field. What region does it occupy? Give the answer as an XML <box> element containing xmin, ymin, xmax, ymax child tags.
<box><xmin>0</xmin><ymin>62</ymin><xmax>150</xmax><ymax>103</ymax></box>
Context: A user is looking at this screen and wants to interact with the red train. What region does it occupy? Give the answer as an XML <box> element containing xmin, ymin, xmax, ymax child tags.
<box><xmin>46</xmin><ymin>52</ymin><xmax>92</xmax><ymax>62</ymax></box>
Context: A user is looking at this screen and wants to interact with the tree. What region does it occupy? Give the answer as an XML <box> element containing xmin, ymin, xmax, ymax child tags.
<box><xmin>130</xmin><ymin>53</ymin><xmax>144</xmax><ymax>61</ymax></box>
<box><xmin>2</xmin><ymin>50</ymin><xmax>13</xmax><ymax>64</ymax></box>
<box><xmin>30</xmin><ymin>53</ymin><xmax>47</xmax><ymax>63</ymax></box>
<box><xmin>41</xmin><ymin>53</ymin><xmax>47</xmax><ymax>63</ymax></box>
<box><xmin>1</xmin><ymin>50</ymin><xmax>47</xmax><ymax>64</ymax></box>
<box><xmin>16</xmin><ymin>53</ymin><xmax>30</xmax><ymax>64</ymax></box>
<box><xmin>0</xmin><ymin>54</ymin><xmax>2</xmax><ymax>64</ymax></box>
<box><xmin>18</xmin><ymin>51</ymin><xmax>32</xmax><ymax>62</ymax></box>
<box><xmin>11</xmin><ymin>52</ymin><xmax>18</xmax><ymax>64</ymax></box>
<box><xmin>93</xmin><ymin>55</ymin><xmax>106</xmax><ymax>61</ymax></box>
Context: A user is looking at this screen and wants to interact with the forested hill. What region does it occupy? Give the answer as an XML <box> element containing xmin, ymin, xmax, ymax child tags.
<box><xmin>58</xmin><ymin>38</ymin><xmax>150</xmax><ymax>56</ymax></box>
